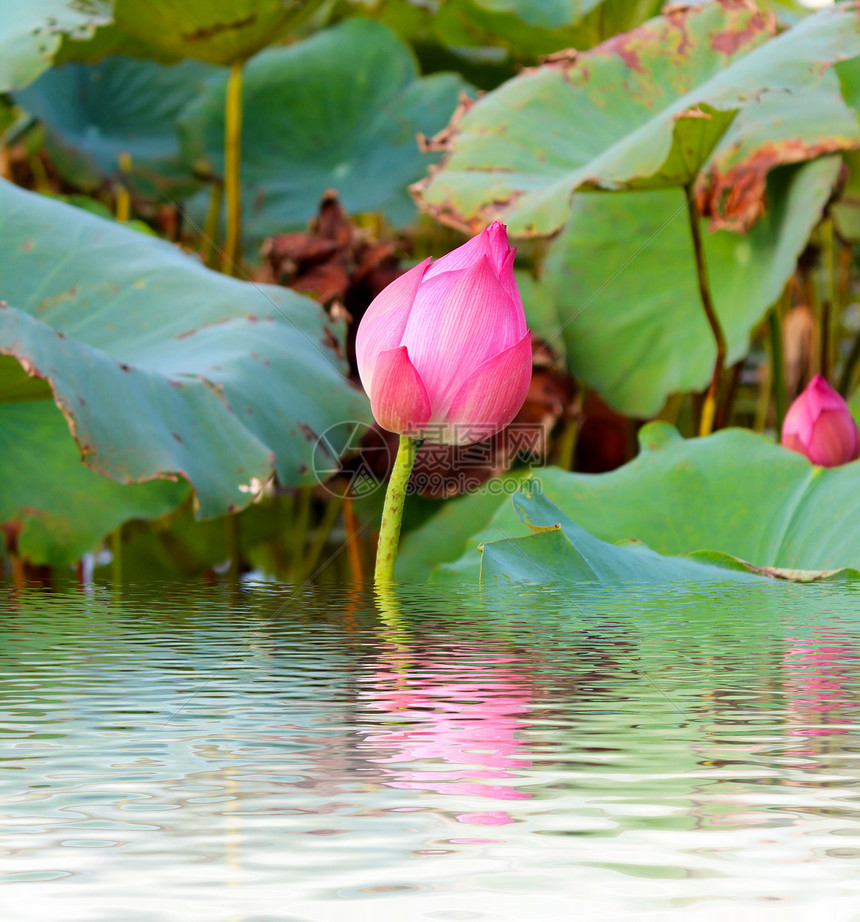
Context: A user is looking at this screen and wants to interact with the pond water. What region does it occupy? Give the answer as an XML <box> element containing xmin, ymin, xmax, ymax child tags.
<box><xmin>2</xmin><ymin>578</ymin><xmax>860</xmax><ymax>920</ymax></box>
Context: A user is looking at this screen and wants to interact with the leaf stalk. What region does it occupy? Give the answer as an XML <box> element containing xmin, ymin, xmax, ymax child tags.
<box><xmin>221</xmin><ymin>62</ymin><xmax>243</xmax><ymax>275</ymax></box>
<box><xmin>768</xmin><ymin>305</ymin><xmax>787</xmax><ymax>433</ymax></box>
<box><xmin>684</xmin><ymin>185</ymin><xmax>726</xmax><ymax>437</ymax></box>
<box><xmin>374</xmin><ymin>436</ymin><xmax>420</xmax><ymax>585</ymax></box>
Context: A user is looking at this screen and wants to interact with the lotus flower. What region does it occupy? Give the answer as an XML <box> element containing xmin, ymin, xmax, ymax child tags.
<box><xmin>355</xmin><ymin>222</ymin><xmax>532</xmax><ymax>446</ymax></box>
<box><xmin>781</xmin><ymin>374</ymin><xmax>860</xmax><ymax>468</ymax></box>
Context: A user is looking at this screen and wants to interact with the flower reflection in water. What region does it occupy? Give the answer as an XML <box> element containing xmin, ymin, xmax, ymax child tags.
<box><xmin>783</xmin><ymin>636</ymin><xmax>858</xmax><ymax>739</ymax></box>
<box><xmin>359</xmin><ymin>643</ymin><xmax>534</xmax><ymax>826</ymax></box>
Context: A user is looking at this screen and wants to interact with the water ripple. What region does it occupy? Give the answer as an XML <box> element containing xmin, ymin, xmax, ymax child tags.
<box><xmin>1</xmin><ymin>580</ymin><xmax>860</xmax><ymax>920</ymax></box>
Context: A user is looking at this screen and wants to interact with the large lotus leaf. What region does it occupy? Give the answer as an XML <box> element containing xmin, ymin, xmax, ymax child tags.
<box><xmin>111</xmin><ymin>0</ymin><xmax>323</xmax><ymax>66</ymax></box>
<box><xmin>0</xmin><ymin>180</ymin><xmax>370</xmax><ymax>518</ymax></box>
<box><xmin>541</xmin><ymin>158</ymin><xmax>839</xmax><ymax>417</ymax></box>
<box><xmin>415</xmin><ymin>1</ymin><xmax>860</xmax><ymax>237</ymax></box>
<box><xmin>14</xmin><ymin>56</ymin><xmax>217</xmax><ymax>200</ymax></box>
<box><xmin>0</xmin><ymin>0</ymin><xmax>113</xmax><ymax>91</ymax></box>
<box><xmin>477</xmin><ymin>487</ymin><xmax>855</xmax><ymax>587</ymax></box>
<box><xmin>179</xmin><ymin>19</ymin><xmax>468</xmax><ymax>247</ymax></box>
<box><xmin>0</xmin><ymin>397</ymin><xmax>188</xmax><ymax>566</ymax></box>
<box><xmin>431</xmin><ymin>422</ymin><xmax>860</xmax><ymax>584</ymax></box>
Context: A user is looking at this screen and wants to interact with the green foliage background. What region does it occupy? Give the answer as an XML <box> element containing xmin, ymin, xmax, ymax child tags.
<box><xmin>3</xmin><ymin>0</ymin><xmax>860</xmax><ymax>588</ymax></box>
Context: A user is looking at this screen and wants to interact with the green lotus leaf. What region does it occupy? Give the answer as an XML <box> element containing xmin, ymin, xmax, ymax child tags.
<box><xmin>15</xmin><ymin>56</ymin><xmax>218</xmax><ymax>200</ymax></box>
<box><xmin>0</xmin><ymin>397</ymin><xmax>187</xmax><ymax>567</ymax></box>
<box><xmin>179</xmin><ymin>18</ymin><xmax>468</xmax><ymax>249</ymax></box>
<box><xmin>415</xmin><ymin>1</ymin><xmax>860</xmax><ymax>237</ymax></box>
<box><xmin>478</xmin><ymin>487</ymin><xmax>856</xmax><ymax>587</ymax></box>
<box><xmin>0</xmin><ymin>180</ymin><xmax>370</xmax><ymax>527</ymax></box>
<box><xmin>424</xmin><ymin>422</ymin><xmax>860</xmax><ymax>584</ymax></box>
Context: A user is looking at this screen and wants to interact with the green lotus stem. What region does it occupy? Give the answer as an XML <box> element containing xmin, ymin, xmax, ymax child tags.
<box><xmin>28</xmin><ymin>152</ymin><xmax>50</xmax><ymax>193</ymax></box>
<box><xmin>115</xmin><ymin>151</ymin><xmax>132</xmax><ymax>223</ymax></box>
<box><xmin>202</xmin><ymin>181</ymin><xmax>223</xmax><ymax>268</ymax></box>
<box><xmin>657</xmin><ymin>393</ymin><xmax>684</xmax><ymax>426</ymax></box>
<box><xmin>290</xmin><ymin>485</ymin><xmax>313</xmax><ymax>577</ymax></box>
<box><xmin>714</xmin><ymin>361</ymin><xmax>742</xmax><ymax>431</ymax></box>
<box><xmin>111</xmin><ymin>526</ymin><xmax>122</xmax><ymax>586</ymax></box>
<box><xmin>301</xmin><ymin>494</ymin><xmax>344</xmax><ymax>582</ymax></box>
<box><xmin>684</xmin><ymin>185</ymin><xmax>725</xmax><ymax>437</ymax></box>
<box><xmin>226</xmin><ymin>513</ymin><xmax>240</xmax><ymax>580</ymax></box>
<box><xmin>221</xmin><ymin>62</ymin><xmax>243</xmax><ymax>276</ymax></box>
<box><xmin>820</xmin><ymin>217</ymin><xmax>836</xmax><ymax>381</ymax></box>
<box><xmin>768</xmin><ymin>306</ymin><xmax>787</xmax><ymax>433</ymax></box>
<box><xmin>839</xmin><ymin>329</ymin><xmax>860</xmax><ymax>396</ymax></box>
<box><xmin>555</xmin><ymin>417</ymin><xmax>578</xmax><ymax>471</ymax></box>
<box><xmin>753</xmin><ymin>354</ymin><xmax>771</xmax><ymax>432</ymax></box>
<box><xmin>374</xmin><ymin>435</ymin><xmax>421</xmax><ymax>585</ymax></box>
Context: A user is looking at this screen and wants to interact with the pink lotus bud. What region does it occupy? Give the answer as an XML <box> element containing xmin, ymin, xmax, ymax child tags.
<box><xmin>355</xmin><ymin>222</ymin><xmax>532</xmax><ymax>446</ymax></box>
<box><xmin>781</xmin><ymin>374</ymin><xmax>860</xmax><ymax>467</ymax></box>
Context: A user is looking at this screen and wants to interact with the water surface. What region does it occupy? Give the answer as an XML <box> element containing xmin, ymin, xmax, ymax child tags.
<box><xmin>2</xmin><ymin>579</ymin><xmax>860</xmax><ymax>920</ymax></box>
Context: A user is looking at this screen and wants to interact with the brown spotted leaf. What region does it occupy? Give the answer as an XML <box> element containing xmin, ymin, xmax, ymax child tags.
<box><xmin>695</xmin><ymin>75</ymin><xmax>860</xmax><ymax>231</ymax></box>
<box><xmin>415</xmin><ymin>0</ymin><xmax>860</xmax><ymax>237</ymax></box>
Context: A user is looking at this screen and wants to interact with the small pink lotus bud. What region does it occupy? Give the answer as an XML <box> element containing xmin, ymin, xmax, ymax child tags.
<box><xmin>355</xmin><ymin>222</ymin><xmax>532</xmax><ymax>446</ymax></box>
<box><xmin>781</xmin><ymin>374</ymin><xmax>860</xmax><ymax>467</ymax></box>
